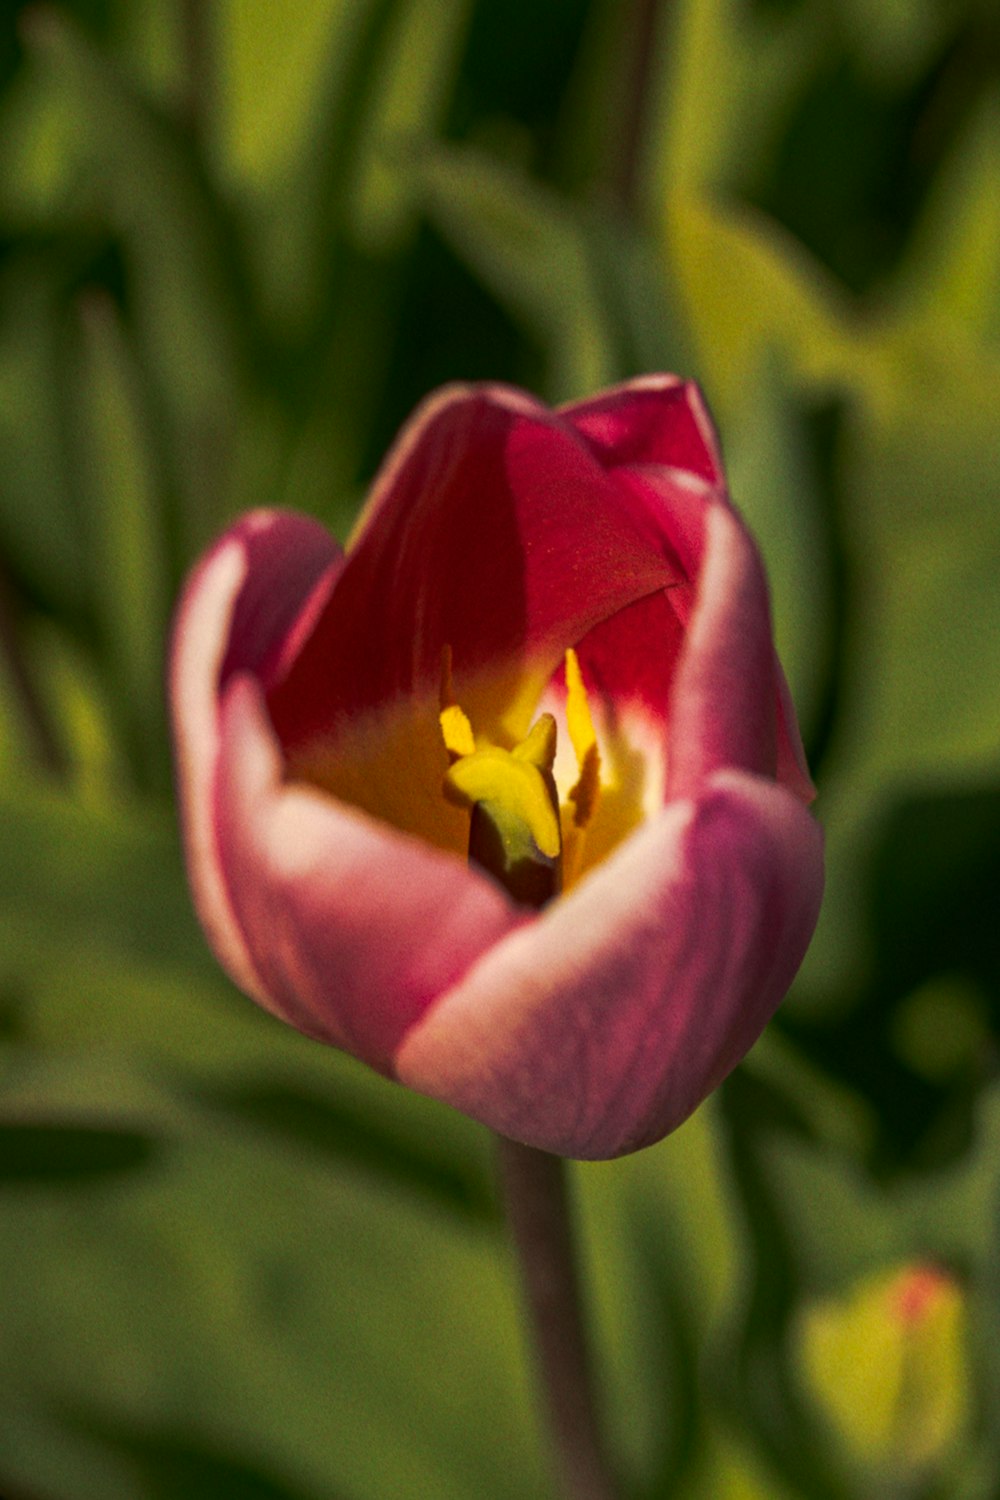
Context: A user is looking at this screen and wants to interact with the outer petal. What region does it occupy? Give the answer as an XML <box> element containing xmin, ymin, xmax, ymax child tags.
<box><xmin>564</xmin><ymin>378</ymin><xmax>815</xmax><ymax>804</ymax></box>
<box><xmin>665</xmin><ymin>502</ymin><xmax>779</xmax><ymax>795</ymax></box>
<box><xmin>562</xmin><ymin>374</ymin><xmax>724</xmax><ymax>484</ymax></box>
<box><xmin>169</xmin><ymin>509</ymin><xmax>342</xmax><ymax>1001</ymax></box>
<box><xmin>394</xmin><ymin>770</ymin><xmax>824</xmax><ymax>1159</ymax></box>
<box><xmin>213</xmin><ymin>677</ymin><xmax>528</xmax><ymax>1072</ymax></box>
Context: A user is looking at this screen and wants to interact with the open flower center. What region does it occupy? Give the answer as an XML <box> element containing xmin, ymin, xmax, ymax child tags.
<box><xmin>438</xmin><ymin>648</ymin><xmax>602</xmax><ymax>906</ymax></box>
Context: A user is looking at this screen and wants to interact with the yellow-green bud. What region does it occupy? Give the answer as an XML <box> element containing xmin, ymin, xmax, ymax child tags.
<box><xmin>796</xmin><ymin>1263</ymin><xmax>968</xmax><ymax>1478</ymax></box>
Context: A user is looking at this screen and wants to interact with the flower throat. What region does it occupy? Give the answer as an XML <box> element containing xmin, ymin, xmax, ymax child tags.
<box><xmin>439</xmin><ymin>648</ymin><xmax>601</xmax><ymax>908</ymax></box>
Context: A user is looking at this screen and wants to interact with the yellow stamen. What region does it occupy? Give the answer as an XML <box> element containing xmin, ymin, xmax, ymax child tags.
<box><xmin>513</xmin><ymin>712</ymin><xmax>557</xmax><ymax>774</ymax></box>
<box><xmin>443</xmin><ymin>716</ymin><xmax>561</xmax><ymax>861</ymax></box>
<box><xmin>437</xmin><ymin>650</ymin><xmax>608</xmax><ymax>901</ymax></box>
<box><xmin>440</xmin><ymin>703</ymin><xmax>476</xmax><ymax>761</ymax></box>
<box><xmin>564</xmin><ymin>648</ymin><xmax>601</xmax><ymax>831</ymax></box>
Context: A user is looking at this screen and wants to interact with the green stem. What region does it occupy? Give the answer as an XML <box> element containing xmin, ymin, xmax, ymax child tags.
<box><xmin>497</xmin><ymin>1137</ymin><xmax>619</xmax><ymax>1500</ymax></box>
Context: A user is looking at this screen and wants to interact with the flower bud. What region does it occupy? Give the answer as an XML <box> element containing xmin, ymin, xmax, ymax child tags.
<box><xmin>796</xmin><ymin>1263</ymin><xmax>968</xmax><ymax>1477</ymax></box>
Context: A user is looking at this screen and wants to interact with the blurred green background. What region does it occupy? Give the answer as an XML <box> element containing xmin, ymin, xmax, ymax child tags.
<box><xmin>1</xmin><ymin>0</ymin><xmax>999</xmax><ymax>1496</ymax></box>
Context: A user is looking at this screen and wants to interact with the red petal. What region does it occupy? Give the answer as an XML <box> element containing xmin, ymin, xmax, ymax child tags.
<box><xmin>266</xmin><ymin>385</ymin><xmax>674</xmax><ymax>757</ymax></box>
<box><xmin>562</xmin><ymin>375</ymin><xmax>723</xmax><ymax>484</ymax></box>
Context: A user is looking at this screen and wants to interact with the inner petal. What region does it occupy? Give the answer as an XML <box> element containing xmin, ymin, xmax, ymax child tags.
<box><xmin>266</xmin><ymin>389</ymin><xmax>676</xmax><ymax>853</ymax></box>
<box><xmin>267</xmin><ymin>395</ymin><xmax>672</xmax><ymax>736</ymax></box>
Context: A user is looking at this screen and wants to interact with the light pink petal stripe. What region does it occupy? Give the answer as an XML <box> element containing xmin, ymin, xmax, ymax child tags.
<box><xmin>169</xmin><ymin>509</ymin><xmax>341</xmax><ymax>1001</ymax></box>
<box><xmin>394</xmin><ymin>770</ymin><xmax>824</xmax><ymax>1158</ymax></box>
<box><xmin>213</xmin><ymin>677</ymin><xmax>529</xmax><ymax>1071</ymax></box>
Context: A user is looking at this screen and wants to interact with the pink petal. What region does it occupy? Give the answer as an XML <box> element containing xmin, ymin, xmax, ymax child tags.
<box><xmin>266</xmin><ymin>384</ymin><xmax>675</xmax><ymax>757</ymax></box>
<box><xmin>562</xmin><ymin>375</ymin><xmax>724</xmax><ymax>485</ymax></box>
<box><xmin>169</xmin><ymin>510</ymin><xmax>342</xmax><ymax>1002</ymax></box>
<box><xmin>608</xmin><ymin>468</ymin><xmax>815</xmax><ymax>805</ymax></box>
<box><xmin>394</xmin><ymin>770</ymin><xmax>824</xmax><ymax>1159</ymax></box>
<box><xmin>665</xmin><ymin>503</ymin><xmax>778</xmax><ymax>796</ymax></box>
<box><xmin>558</xmin><ymin>482</ymin><xmax>814</xmax><ymax>808</ymax></box>
<box><xmin>212</xmin><ymin>676</ymin><xmax>528</xmax><ymax>1070</ymax></box>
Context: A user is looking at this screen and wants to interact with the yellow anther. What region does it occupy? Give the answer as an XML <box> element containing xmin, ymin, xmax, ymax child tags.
<box><xmin>443</xmin><ymin>721</ymin><xmax>561</xmax><ymax>862</ymax></box>
<box><xmin>437</xmin><ymin>679</ymin><xmax>564</xmax><ymax>904</ymax></box>
<box><xmin>513</xmin><ymin>712</ymin><xmax>557</xmax><ymax>774</ymax></box>
<box><xmin>564</xmin><ymin>648</ymin><xmax>601</xmax><ymax>831</ymax></box>
<box><xmin>440</xmin><ymin>703</ymin><xmax>476</xmax><ymax>761</ymax></box>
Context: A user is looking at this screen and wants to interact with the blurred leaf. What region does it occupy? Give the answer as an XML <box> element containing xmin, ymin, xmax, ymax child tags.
<box><xmin>891</xmin><ymin>975</ymin><xmax>992</xmax><ymax>1086</ymax></box>
<box><xmin>0</xmin><ymin>57</ymin><xmax>92</xmax><ymax>228</ymax></box>
<box><xmin>702</xmin><ymin>1437</ymin><xmax>803</xmax><ymax>1500</ymax></box>
<box><xmin>222</xmin><ymin>0</ymin><xmax>419</xmax><ymax>529</ymax></box>
<box><xmin>196</xmin><ymin>1077</ymin><xmax>496</xmax><ymax>1222</ymax></box>
<box><xmin>224</xmin><ymin>0</ymin><xmax>397</xmax><ymax>346</ymax></box>
<box><xmin>802</xmin><ymin>348</ymin><xmax>1000</xmax><ymax>998</ymax></box>
<box><xmin>0</xmin><ymin>1120</ymin><xmax>156</xmax><ymax>1182</ymax></box>
<box><xmin>713</xmin><ymin>1073</ymin><xmax>850</xmax><ymax>1500</ymax></box>
<box><xmin>0</xmin><ymin>778</ymin><xmax>501</xmax><ymax>1213</ymax></box>
<box><xmin>213</xmin><ymin>0</ymin><xmax>356</xmax><ymax>193</ymax></box>
<box><xmin>69</xmin><ymin>290</ymin><xmax>171</xmax><ymax>791</ymax></box>
<box><xmin>70</xmin><ymin>1427</ymin><xmax>333</xmax><ymax>1500</ymax></box>
<box><xmin>115</xmin><ymin>0</ymin><xmax>186</xmax><ymax>111</ymax></box>
<box><xmin>583</xmin><ymin>210</ymin><xmax>694</xmax><ymax>383</ymax></box>
<box><xmin>0</xmin><ymin>1056</ymin><xmax>545</xmax><ymax>1500</ymax></box>
<box><xmin>414</xmin><ymin>143</ymin><xmax>618</xmax><ymax>400</ymax></box>
<box><xmin>782</xmin><ymin>780</ymin><xmax>1000</xmax><ymax>1172</ymax></box>
<box><xmin>348</xmin><ymin>0</ymin><xmax>473</xmax><ymax>256</ymax></box>
<box><xmin>722</xmin><ymin>357</ymin><xmax>838</xmax><ymax>745</ymax></box>
<box><xmin>654</xmin><ymin>0</ymin><xmax>862</xmax><ymax>398</ymax></box>
<box><xmin>890</xmin><ymin>89</ymin><xmax>1000</xmax><ymax>346</ymax></box>
<box><xmin>663</xmin><ymin>195</ymin><xmax>862</xmax><ymax>420</ymax></box>
<box><xmin>0</xmin><ymin>258</ymin><xmax>85</xmax><ymax>612</ymax></box>
<box><xmin>22</xmin><ymin>6</ymin><xmax>253</xmax><ymax>556</ymax></box>
<box><xmin>838</xmin><ymin>0</ymin><xmax>952</xmax><ymax>86</ymax></box>
<box><xmin>581</xmin><ymin>1103</ymin><xmax>739</xmax><ymax>1497</ymax></box>
<box><xmin>23</xmin><ymin>618</ymin><xmax>127</xmax><ymax>798</ymax></box>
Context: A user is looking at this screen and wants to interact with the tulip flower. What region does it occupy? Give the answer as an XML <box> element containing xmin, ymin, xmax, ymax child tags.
<box><xmin>170</xmin><ymin>376</ymin><xmax>823</xmax><ymax>1159</ymax></box>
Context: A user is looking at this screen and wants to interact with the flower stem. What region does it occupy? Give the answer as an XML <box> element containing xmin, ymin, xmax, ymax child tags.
<box><xmin>497</xmin><ymin>1136</ymin><xmax>619</xmax><ymax>1500</ymax></box>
